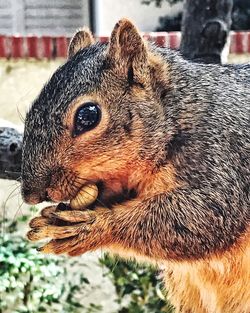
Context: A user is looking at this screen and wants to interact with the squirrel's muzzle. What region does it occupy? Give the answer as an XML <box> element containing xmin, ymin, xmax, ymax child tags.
<box><xmin>21</xmin><ymin>186</ymin><xmax>50</xmax><ymax>205</ymax></box>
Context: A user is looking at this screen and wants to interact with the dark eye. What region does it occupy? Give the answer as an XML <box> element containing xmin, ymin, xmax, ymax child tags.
<box><xmin>73</xmin><ymin>102</ymin><xmax>101</xmax><ymax>137</ymax></box>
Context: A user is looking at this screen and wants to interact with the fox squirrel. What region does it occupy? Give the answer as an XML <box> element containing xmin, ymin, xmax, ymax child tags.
<box><xmin>21</xmin><ymin>19</ymin><xmax>250</xmax><ymax>313</ymax></box>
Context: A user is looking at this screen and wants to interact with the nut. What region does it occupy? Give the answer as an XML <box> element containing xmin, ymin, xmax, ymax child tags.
<box><xmin>70</xmin><ymin>184</ymin><xmax>98</xmax><ymax>210</ymax></box>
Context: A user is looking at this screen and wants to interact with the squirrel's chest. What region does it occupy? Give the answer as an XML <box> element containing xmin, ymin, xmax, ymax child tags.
<box><xmin>163</xmin><ymin>244</ymin><xmax>250</xmax><ymax>313</ymax></box>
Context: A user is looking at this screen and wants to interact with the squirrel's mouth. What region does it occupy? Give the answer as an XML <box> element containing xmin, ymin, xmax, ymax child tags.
<box><xmin>56</xmin><ymin>181</ymin><xmax>137</xmax><ymax>211</ymax></box>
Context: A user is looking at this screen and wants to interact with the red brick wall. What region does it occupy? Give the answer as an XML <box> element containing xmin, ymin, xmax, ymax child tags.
<box><xmin>0</xmin><ymin>31</ymin><xmax>249</xmax><ymax>59</ymax></box>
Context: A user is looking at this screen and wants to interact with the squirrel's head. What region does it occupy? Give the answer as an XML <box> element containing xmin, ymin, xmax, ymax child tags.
<box><xmin>21</xmin><ymin>19</ymin><xmax>170</xmax><ymax>205</ymax></box>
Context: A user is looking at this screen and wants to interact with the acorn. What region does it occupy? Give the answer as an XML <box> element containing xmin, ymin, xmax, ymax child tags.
<box><xmin>70</xmin><ymin>184</ymin><xmax>98</xmax><ymax>210</ymax></box>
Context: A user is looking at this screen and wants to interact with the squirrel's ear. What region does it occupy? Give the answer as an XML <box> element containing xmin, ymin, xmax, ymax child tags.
<box><xmin>68</xmin><ymin>28</ymin><xmax>95</xmax><ymax>59</ymax></box>
<box><xmin>107</xmin><ymin>19</ymin><xmax>148</xmax><ymax>82</ymax></box>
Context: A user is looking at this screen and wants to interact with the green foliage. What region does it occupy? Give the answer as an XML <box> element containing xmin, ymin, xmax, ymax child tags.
<box><xmin>0</xmin><ymin>215</ymin><xmax>101</xmax><ymax>313</ymax></box>
<box><xmin>1</xmin><ymin>210</ymin><xmax>175</xmax><ymax>313</ymax></box>
<box><xmin>100</xmin><ymin>255</ymin><xmax>174</xmax><ymax>313</ymax></box>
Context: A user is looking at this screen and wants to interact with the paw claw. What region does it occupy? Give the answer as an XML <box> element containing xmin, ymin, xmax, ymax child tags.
<box><xmin>39</xmin><ymin>238</ymin><xmax>72</xmax><ymax>255</ymax></box>
<box><xmin>41</xmin><ymin>205</ymin><xmax>57</xmax><ymax>218</ymax></box>
<box><xmin>29</xmin><ymin>216</ymin><xmax>50</xmax><ymax>228</ymax></box>
<box><xmin>27</xmin><ymin>228</ymin><xmax>41</xmax><ymax>241</ymax></box>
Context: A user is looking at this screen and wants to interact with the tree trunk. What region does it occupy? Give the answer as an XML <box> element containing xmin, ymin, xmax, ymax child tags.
<box><xmin>0</xmin><ymin>127</ymin><xmax>22</xmax><ymax>180</ymax></box>
<box><xmin>180</xmin><ymin>0</ymin><xmax>233</xmax><ymax>64</ymax></box>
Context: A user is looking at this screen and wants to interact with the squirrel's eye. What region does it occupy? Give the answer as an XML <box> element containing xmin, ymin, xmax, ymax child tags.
<box><xmin>73</xmin><ymin>102</ymin><xmax>101</xmax><ymax>137</ymax></box>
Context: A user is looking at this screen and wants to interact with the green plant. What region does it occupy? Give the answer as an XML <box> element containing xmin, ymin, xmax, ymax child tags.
<box><xmin>1</xmin><ymin>210</ymin><xmax>175</xmax><ymax>313</ymax></box>
<box><xmin>0</xmin><ymin>214</ymin><xmax>102</xmax><ymax>313</ymax></box>
<box><xmin>100</xmin><ymin>255</ymin><xmax>174</xmax><ymax>313</ymax></box>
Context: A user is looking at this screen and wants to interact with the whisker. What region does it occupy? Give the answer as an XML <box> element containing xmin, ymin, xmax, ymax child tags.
<box><xmin>1</xmin><ymin>184</ymin><xmax>22</xmax><ymax>236</ymax></box>
<box><xmin>5</xmin><ymin>180</ymin><xmax>20</xmax><ymax>188</ymax></box>
<box><xmin>16</xmin><ymin>103</ymin><xmax>25</xmax><ymax>124</ymax></box>
<box><xmin>4</xmin><ymin>170</ymin><xmax>21</xmax><ymax>175</ymax></box>
<box><xmin>96</xmin><ymin>197</ymin><xmax>108</xmax><ymax>209</ymax></box>
<box><xmin>2</xmin><ymin>184</ymin><xmax>21</xmax><ymax>214</ymax></box>
<box><xmin>67</xmin><ymin>188</ymin><xmax>76</xmax><ymax>199</ymax></box>
<box><xmin>14</xmin><ymin>85</ymin><xmax>37</xmax><ymax>123</ymax></box>
<box><xmin>6</xmin><ymin>190</ymin><xmax>20</xmax><ymax>201</ymax></box>
<box><xmin>74</xmin><ymin>176</ymin><xmax>91</xmax><ymax>183</ymax></box>
<box><xmin>16</xmin><ymin>176</ymin><xmax>22</xmax><ymax>182</ymax></box>
<box><xmin>12</xmin><ymin>200</ymin><xmax>25</xmax><ymax>221</ymax></box>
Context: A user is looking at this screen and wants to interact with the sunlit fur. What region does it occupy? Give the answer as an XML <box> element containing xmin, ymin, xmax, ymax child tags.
<box><xmin>22</xmin><ymin>19</ymin><xmax>250</xmax><ymax>313</ymax></box>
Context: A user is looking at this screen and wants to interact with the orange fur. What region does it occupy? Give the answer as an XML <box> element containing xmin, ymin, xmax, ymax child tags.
<box><xmin>164</xmin><ymin>229</ymin><xmax>250</xmax><ymax>313</ymax></box>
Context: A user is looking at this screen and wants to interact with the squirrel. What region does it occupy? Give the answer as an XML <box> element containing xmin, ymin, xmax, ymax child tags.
<box><xmin>21</xmin><ymin>19</ymin><xmax>250</xmax><ymax>313</ymax></box>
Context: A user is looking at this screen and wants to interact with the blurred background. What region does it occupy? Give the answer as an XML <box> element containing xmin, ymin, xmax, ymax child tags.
<box><xmin>0</xmin><ymin>1</ymin><xmax>250</xmax><ymax>313</ymax></box>
<box><xmin>0</xmin><ymin>0</ymin><xmax>250</xmax><ymax>35</ymax></box>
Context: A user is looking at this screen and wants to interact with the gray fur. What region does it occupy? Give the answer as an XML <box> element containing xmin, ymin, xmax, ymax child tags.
<box><xmin>22</xmin><ymin>41</ymin><xmax>250</xmax><ymax>259</ymax></box>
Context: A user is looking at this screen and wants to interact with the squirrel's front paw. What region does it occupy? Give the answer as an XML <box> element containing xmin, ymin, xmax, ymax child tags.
<box><xmin>27</xmin><ymin>208</ymin><xmax>96</xmax><ymax>241</ymax></box>
<box><xmin>27</xmin><ymin>205</ymin><xmax>110</xmax><ymax>256</ymax></box>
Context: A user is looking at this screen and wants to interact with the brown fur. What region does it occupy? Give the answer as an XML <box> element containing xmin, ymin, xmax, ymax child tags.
<box><xmin>68</xmin><ymin>28</ymin><xmax>95</xmax><ymax>59</ymax></box>
<box><xmin>23</xmin><ymin>19</ymin><xmax>250</xmax><ymax>313</ymax></box>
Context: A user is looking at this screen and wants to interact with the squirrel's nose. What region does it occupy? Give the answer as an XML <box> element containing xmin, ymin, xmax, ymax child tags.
<box><xmin>22</xmin><ymin>187</ymin><xmax>50</xmax><ymax>204</ymax></box>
